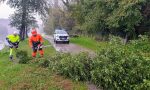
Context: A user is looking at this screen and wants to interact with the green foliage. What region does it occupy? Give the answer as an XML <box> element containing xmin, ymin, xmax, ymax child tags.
<box><xmin>70</xmin><ymin>36</ymin><xmax>108</xmax><ymax>51</ymax></box>
<box><xmin>106</xmin><ymin>0</ymin><xmax>144</xmax><ymax>31</ymax></box>
<box><xmin>0</xmin><ymin>51</ymin><xmax>9</xmax><ymax>57</ymax></box>
<box><xmin>91</xmin><ymin>36</ymin><xmax>150</xmax><ymax>89</ymax></box>
<box><xmin>49</xmin><ymin>53</ymin><xmax>92</xmax><ymax>81</ymax></box>
<box><xmin>71</xmin><ymin>0</ymin><xmax>149</xmax><ymax>36</ymax></box>
<box><xmin>7</xmin><ymin>0</ymin><xmax>48</xmax><ymax>15</ymax></box>
<box><xmin>39</xmin><ymin>59</ymin><xmax>50</xmax><ymax>68</ymax></box>
<box><xmin>16</xmin><ymin>50</ymin><xmax>31</xmax><ymax>64</ymax></box>
<box><xmin>44</xmin><ymin>0</ymin><xmax>149</xmax><ymax>36</ymax></box>
<box><xmin>129</xmin><ymin>35</ymin><xmax>150</xmax><ymax>52</ymax></box>
<box><xmin>5</xmin><ymin>0</ymin><xmax>49</xmax><ymax>40</ymax></box>
<box><xmin>49</xmin><ymin>36</ymin><xmax>150</xmax><ymax>90</ymax></box>
<box><xmin>10</xmin><ymin>11</ymin><xmax>37</xmax><ymax>30</ymax></box>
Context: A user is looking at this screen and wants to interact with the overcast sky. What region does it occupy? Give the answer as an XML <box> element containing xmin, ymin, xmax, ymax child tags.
<box><xmin>0</xmin><ymin>3</ymin><xmax>15</xmax><ymax>19</ymax></box>
<box><xmin>0</xmin><ymin>3</ymin><xmax>42</xmax><ymax>24</ymax></box>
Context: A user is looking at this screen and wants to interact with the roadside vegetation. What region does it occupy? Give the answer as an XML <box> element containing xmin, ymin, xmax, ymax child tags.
<box><xmin>0</xmin><ymin>36</ymin><xmax>150</xmax><ymax>89</ymax></box>
<box><xmin>0</xmin><ymin>40</ymin><xmax>87</xmax><ymax>90</ymax></box>
<box><xmin>0</xmin><ymin>0</ymin><xmax>150</xmax><ymax>90</ymax></box>
<box><xmin>48</xmin><ymin>36</ymin><xmax>150</xmax><ymax>90</ymax></box>
<box><xmin>70</xmin><ymin>36</ymin><xmax>108</xmax><ymax>51</ymax></box>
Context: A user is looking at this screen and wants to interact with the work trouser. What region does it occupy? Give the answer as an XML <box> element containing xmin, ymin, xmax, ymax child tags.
<box><xmin>32</xmin><ymin>46</ymin><xmax>44</xmax><ymax>57</ymax></box>
<box><xmin>9</xmin><ymin>43</ymin><xmax>18</xmax><ymax>57</ymax></box>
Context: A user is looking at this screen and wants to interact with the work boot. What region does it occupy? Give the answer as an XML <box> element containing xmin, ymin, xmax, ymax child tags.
<box><xmin>9</xmin><ymin>55</ymin><xmax>13</xmax><ymax>61</ymax></box>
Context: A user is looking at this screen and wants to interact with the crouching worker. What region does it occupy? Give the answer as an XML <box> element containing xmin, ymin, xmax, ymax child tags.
<box><xmin>29</xmin><ymin>28</ymin><xmax>44</xmax><ymax>58</ymax></box>
<box><xmin>6</xmin><ymin>31</ymin><xmax>20</xmax><ymax>60</ymax></box>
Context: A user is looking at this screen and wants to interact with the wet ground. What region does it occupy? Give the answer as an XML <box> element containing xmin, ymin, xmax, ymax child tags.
<box><xmin>44</xmin><ymin>35</ymin><xmax>95</xmax><ymax>56</ymax></box>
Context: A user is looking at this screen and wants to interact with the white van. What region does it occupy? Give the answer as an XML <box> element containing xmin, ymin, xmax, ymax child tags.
<box><xmin>53</xmin><ymin>29</ymin><xmax>69</xmax><ymax>44</ymax></box>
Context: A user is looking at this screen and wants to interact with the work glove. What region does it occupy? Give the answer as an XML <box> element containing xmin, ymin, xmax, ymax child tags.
<box><xmin>9</xmin><ymin>45</ymin><xmax>13</xmax><ymax>48</ymax></box>
<box><xmin>15</xmin><ymin>42</ymin><xmax>19</xmax><ymax>45</ymax></box>
<box><xmin>15</xmin><ymin>45</ymin><xmax>18</xmax><ymax>48</ymax></box>
<box><xmin>13</xmin><ymin>42</ymin><xmax>19</xmax><ymax>48</ymax></box>
<box><xmin>31</xmin><ymin>46</ymin><xmax>34</xmax><ymax>51</ymax></box>
<box><xmin>38</xmin><ymin>44</ymin><xmax>43</xmax><ymax>49</ymax></box>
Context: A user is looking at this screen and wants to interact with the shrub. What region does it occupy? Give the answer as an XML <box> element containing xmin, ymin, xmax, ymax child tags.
<box><xmin>129</xmin><ymin>35</ymin><xmax>150</xmax><ymax>53</ymax></box>
<box><xmin>49</xmin><ymin>53</ymin><xmax>69</xmax><ymax>71</ymax></box>
<box><xmin>39</xmin><ymin>58</ymin><xmax>50</xmax><ymax>68</ymax></box>
<box><xmin>49</xmin><ymin>53</ymin><xmax>92</xmax><ymax>81</ymax></box>
<box><xmin>48</xmin><ymin>36</ymin><xmax>150</xmax><ymax>90</ymax></box>
<box><xmin>16</xmin><ymin>50</ymin><xmax>31</xmax><ymax>64</ymax></box>
<box><xmin>91</xmin><ymin>36</ymin><xmax>150</xmax><ymax>90</ymax></box>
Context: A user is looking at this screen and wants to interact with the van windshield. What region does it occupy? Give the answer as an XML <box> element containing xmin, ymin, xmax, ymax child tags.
<box><xmin>55</xmin><ymin>30</ymin><xmax>67</xmax><ymax>34</ymax></box>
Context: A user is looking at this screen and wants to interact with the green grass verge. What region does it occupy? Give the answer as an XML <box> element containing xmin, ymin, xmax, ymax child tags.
<box><xmin>0</xmin><ymin>39</ymin><xmax>88</xmax><ymax>90</ymax></box>
<box><xmin>70</xmin><ymin>36</ymin><xmax>108</xmax><ymax>51</ymax></box>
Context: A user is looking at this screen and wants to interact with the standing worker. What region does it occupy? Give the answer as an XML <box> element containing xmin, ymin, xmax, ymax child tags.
<box><xmin>6</xmin><ymin>31</ymin><xmax>20</xmax><ymax>60</ymax></box>
<box><xmin>29</xmin><ymin>28</ymin><xmax>44</xmax><ymax>58</ymax></box>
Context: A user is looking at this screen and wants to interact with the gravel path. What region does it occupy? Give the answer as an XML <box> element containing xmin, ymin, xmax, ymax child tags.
<box><xmin>44</xmin><ymin>35</ymin><xmax>95</xmax><ymax>56</ymax></box>
<box><xmin>43</xmin><ymin>35</ymin><xmax>100</xmax><ymax>90</ymax></box>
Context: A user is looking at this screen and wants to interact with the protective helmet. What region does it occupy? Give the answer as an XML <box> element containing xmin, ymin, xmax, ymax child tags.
<box><xmin>31</xmin><ymin>28</ymin><xmax>37</xmax><ymax>35</ymax></box>
<box><xmin>13</xmin><ymin>31</ymin><xmax>18</xmax><ymax>35</ymax></box>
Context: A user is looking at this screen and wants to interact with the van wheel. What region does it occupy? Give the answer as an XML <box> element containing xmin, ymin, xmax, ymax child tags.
<box><xmin>55</xmin><ymin>41</ymin><xmax>58</xmax><ymax>44</ymax></box>
<box><xmin>67</xmin><ymin>41</ymin><xmax>69</xmax><ymax>44</ymax></box>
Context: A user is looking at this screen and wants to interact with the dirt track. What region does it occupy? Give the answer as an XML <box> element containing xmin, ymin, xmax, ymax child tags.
<box><xmin>44</xmin><ymin>35</ymin><xmax>95</xmax><ymax>56</ymax></box>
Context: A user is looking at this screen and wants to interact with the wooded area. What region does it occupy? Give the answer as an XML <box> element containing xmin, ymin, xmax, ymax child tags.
<box><xmin>0</xmin><ymin>0</ymin><xmax>149</xmax><ymax>41</ymax></box>
<box><xmin>0</xmin><ymin>0</ymin><xmax>49</xmax><ymax>40</ymax></box>
<box><xmin>44</xmin><ymin>0</ymin><xmax>150</xmax><ymax>42</ymax></box>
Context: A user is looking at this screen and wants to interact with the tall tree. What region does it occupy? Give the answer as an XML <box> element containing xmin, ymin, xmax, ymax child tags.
<box><xmin>1</xmin><ymin>0</ymin><xmax>49</xmax><ymax>40</ymax></box>
<box><xmin>72</xmin><ymin>0</ymin><xmax>149</xmax><ymax>41</ymax></box>
<box><xmin>9</xmin><ymin>9</ymin><xmax>37</xmax><ymax>38</ymax></box>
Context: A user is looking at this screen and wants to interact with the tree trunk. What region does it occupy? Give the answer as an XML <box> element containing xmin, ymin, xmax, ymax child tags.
<box><xmin>20</xmin><ymin>0</ymin><xmax>27</xmax><ymax>40</ymax></box>
<box><xmin>20</xmin><ymin>24</ymin><xmax>26</xmax><ymax>40</ymax></box>
<box><xmin>25</xmin><ymin>26</ymin><xmax>28</xmax><ymax>38</ymax></box>
<box><xmin>124</xmin><ymin>33</ymin><xmax>128</xmax><ymax>45</ymax></box>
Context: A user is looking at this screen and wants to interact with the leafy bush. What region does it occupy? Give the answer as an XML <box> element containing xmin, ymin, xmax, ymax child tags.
<box><xmin>91</xmin><ymin>36</ymin><xmax>150</xmax><ymax>89</ymax></box>
<box><xmin>49</xmin><ymin>53</ymin><xmax>69</xmax><ymax>71</ymax></box>
<box><xmin>129</xmin><ymin>35</ymin><xmax>150</xmax><ymax>53</ymax></box>
<box><xmin>39</xmin><ymin>58</ymin><xmax>50</xmax><ymax>68</ymax></box>
<box><xmin>91</xmin><ymin>48</ymin><xmax>150</xmax><ymax>89</ymax></box>
<box><xmin>49</xmin><ymin>53</ymin><xmax>92</xmax><ymax>81</ymax></box>
<box><xmin>48</xmin><ymin>36</ymin><xmax>150</xmax><ymax>89</ymax></box>
<box><xmin>16</xmin><ymin>50</ymin><xmax>31</xmax><ymax>64</ymax></box>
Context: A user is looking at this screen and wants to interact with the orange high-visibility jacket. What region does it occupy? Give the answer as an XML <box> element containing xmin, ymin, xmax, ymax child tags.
<box><xmin>29</xmin><ymin>34</ymin><xmax>44</xmax><ymax>47</ymax></box>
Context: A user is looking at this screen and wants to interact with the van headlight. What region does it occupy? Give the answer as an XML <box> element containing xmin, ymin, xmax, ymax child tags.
<box><xmin>56</xmin><ymin>36</ymin><xmax>60</xmax><ymax>39</ymax></box>
<box><xmin>67</xmin><ymin>36</ymin><xmax>70</xmax><ymax>39</ymax></box>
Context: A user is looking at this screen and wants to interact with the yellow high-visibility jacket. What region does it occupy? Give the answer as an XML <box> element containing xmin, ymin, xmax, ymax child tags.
<box><xmin>6</xmin><ymin>35</ymin><xmax>20</xmax><ymax>43</ymax></box>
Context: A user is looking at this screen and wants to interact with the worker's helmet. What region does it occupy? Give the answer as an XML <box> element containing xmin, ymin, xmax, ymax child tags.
<box><xmin>13</xmin><ymin>31</ymin><xmax>18</xmax><ymax>36</ymax></box>
<box><xmin>31</xmin><ymin>28</ymin><xmax>37</xmax><ymax>35</ymax></box>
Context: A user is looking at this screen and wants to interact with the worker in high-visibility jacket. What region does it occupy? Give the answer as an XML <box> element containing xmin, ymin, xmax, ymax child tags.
<box><xmin>6</xmin><ymin>31</ymin><xmax>20</xmax><ymax>60</ymax></box>
<box><xmin>29</xmin><ymin>28</ymin><xmax>44</xmax><ymax>57</ymax></box>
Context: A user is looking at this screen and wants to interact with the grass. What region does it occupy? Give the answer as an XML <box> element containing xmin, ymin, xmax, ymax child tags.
<box><xmin>0</xmin><ymin>39</ymin><xmax>88</xmax><ymax>90</ymax></box>
<box><xmin>70</xmin><ymin>36</ymin><xmax>108</xmax><ymax>51</ymax></box>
